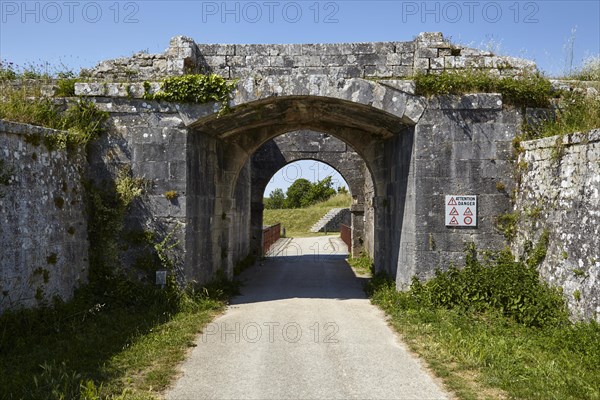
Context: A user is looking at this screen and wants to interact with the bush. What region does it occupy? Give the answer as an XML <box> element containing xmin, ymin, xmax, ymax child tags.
<box><xmin>146</xmin><ymin>74</ymin><xmax>236</xmax><ymax>107</ymax></box>
<box><xmin>264</xmin><ymin>188</ymin><xmax>286</xmax><ymax>209</ymax></box>
<box><xmin>370</xmin><ymin>243</ymin><xmax>569</xmax><ymax>328</ymax></box>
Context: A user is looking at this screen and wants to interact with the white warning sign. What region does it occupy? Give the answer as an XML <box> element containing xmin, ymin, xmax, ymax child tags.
<box><xmin>445</xmin><ymin>195</ymin><xmax>477</xmax><ymax>227</ymax></box>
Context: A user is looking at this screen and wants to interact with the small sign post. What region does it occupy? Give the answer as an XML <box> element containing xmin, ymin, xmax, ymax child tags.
<box><xmin>445</xmin><ymin>195</ymin><xmax>477</xmax><ymax>227</ymax></box>
<box><xmin>156</xmin><ymin>270</ymin><xmax>167</xmax><ymax>289</ymax></box>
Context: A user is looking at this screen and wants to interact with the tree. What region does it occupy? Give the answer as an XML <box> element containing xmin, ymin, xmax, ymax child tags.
<box><xmin>264</xmin><ymin>188</ymin><xmax>286</xmax><ymax>209</ymax></box>
<box><xmin>306</xmin><ymin>176</ymin><xmax>336</xmax><ymax>207</ymax></box>
<box><xmin>285</xmin><ymin>176</ymin><xmax>337</xmax><ymax>208</ymax></box>
<box><xmin>285</xmin><ymin>178</ymin><xmax>312</xmax><ymax>208</ymax></box>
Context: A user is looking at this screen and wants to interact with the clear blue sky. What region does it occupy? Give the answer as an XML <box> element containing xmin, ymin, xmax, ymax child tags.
<box><xmin>1</xmin><ymin>0</ymin><xmax>598</xmax><ymax>194</ymax></box>
<box><xmin>2</xmin><ymin>1</ymin><xmax>598</xmax><ymax>75</ymax></box>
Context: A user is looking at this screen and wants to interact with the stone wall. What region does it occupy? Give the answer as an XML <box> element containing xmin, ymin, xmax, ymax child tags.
<box><xmin>0</xmin><ymin>121</ymin><xmax>89</xmax><ymax>312</ymax></box>
<box><xmin>319</xmin><ymin>208</ymin><xmax>351</xmax><ymax>233</ymax></box>
<box><xmin>397</xmin><ymin>94</ymin><xmax>518</xmax><ymax>287</ymax></box>
<box><xmin>89</xmin><ymin>32</ymin><xmax>536</xmax><ymax>81</ymax></box>
<box><xmin>514</xmin><ymin>129</ymin><xmax>600</xmax><ymax>321</ymax></box>
<box><xmin>86</xmin><ymin>98</ymin><xmax>250</xmax><ymax>284</ymax></box>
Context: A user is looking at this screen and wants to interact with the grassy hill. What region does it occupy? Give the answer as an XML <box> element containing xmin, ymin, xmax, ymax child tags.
<box><xmin>263</xmin><ymin>193</ymin><xmax>351</xmax><ymax>237</ymax></box>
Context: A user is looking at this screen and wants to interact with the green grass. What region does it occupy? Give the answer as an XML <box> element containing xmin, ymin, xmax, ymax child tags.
<box><xmin>364</xmin><ymin>247</ymin><xmax>600</xmax><ymax>400</ymax></box>
<box><xmin>347</xmin><ymin>253</ymin><xmax>374</xmax><ymax>276</ymax></box>
<box><xmin>532</xmin><ymin>94</ymin><xmax>600</xmax><ymax>139</ymax></box>
<box><xmin>414</xmin><ymin>70</ymin><xmax>554</xmax><ymax>108</ymax></box>
<box><xmin>0</xmin><ymin>81</ymin><xmax>109</xmax><ymax>150</ymax></box>
<box><xmin>263</xmin><ymin>192</ymin><xmax>351</xmax><ymax>237</ymax></box>
<box><xmin>0</xmin><ymin>279</ymin><xmax>237</xmax><ymax>399</ymax></box>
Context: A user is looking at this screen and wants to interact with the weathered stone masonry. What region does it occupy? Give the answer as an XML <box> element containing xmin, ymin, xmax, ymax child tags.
<box><xmin>76</xmin><ymin>32</ymin><xmax>529</xmax><ymax>295</ymax></box>
<box><xmin>0</xmin><ymin>121</ymin><xmax>89</xmax><ymax>313</ymax></box>
<box><xmin>2</xmin><ymin>32</ymin><xmax>598</xmax><ymax>321</ymax></box>
<box><xmin>514</xmin><ymin>129</ymin><xmax>600</xmax><ymax>320</ymax></box>
<box><xmin>89</xmin><ymin>32</ymin><xmax>535</xmax><ymax>81</ymax></box>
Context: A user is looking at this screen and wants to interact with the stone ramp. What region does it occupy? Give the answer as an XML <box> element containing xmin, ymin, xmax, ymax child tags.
<box><xmin>310</xmin><ymin>207</ymin><xmax>350</xmax><ymax>232</ymax></box>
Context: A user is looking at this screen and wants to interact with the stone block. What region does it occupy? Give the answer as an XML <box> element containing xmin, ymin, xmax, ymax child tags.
<box><xmin>198</xmin><ymin>44</ymin><xmax>235</xmax><ymax>56</ymax></box>
<box><xmin>430</xmin><ymin>57</ymin><xmax>445</xmax><ymax>69</ymax></box>
<box><xmin>413</xmin><ymin>57</ymin><xmax>430</xmax><ymax>70</ymax></box>
<box><xmin>416</xmin><ymin>48</ymin><xmax>438</xmax><ymax>58</ymax></box>
<box><xmin>386</xmin><ymin>53</ymin><xmax>404</xmax><ymax>65</ymax></box>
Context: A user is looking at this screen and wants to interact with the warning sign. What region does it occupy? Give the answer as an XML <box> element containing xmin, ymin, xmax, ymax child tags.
<box><xmin>445</xmin><ymin>195</ymin><xmax>477</xmax><ymax>227</ymax></box>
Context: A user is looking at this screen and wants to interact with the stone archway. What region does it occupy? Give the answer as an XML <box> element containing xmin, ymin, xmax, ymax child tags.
<box><xmin>188</xmin><ymin>93</ymin><xmax>417</xmax><ymax>281</ymax></box>
<box><xmin>249</xmin><ymin>130</ymin><xmax>375</xmax><ymax>257</ymax></box>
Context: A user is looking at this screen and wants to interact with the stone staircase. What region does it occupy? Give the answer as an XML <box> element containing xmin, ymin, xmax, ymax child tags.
<box><xmin>310</xmin><ymin>208</ymin><xmax>350</xmax><ymax>233</ymax></box>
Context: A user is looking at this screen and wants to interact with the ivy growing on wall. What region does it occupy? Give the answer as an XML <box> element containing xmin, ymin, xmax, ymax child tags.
<box><xmin>144</xmin><ymin>74</ymin><xmax>237</xmax><ymax>112</ymax></box>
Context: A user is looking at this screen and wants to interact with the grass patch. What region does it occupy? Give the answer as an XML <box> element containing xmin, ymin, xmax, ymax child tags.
<box><xmin>263</xmin><ymin>192</ymin><xmax>351</xmax><ymax>237</ymax></box>
<box><xmin>528</xmin><ymin>93</ymin><xmax>600</xmax><ymax>139</ymax></box>
<box><xmin>0</xmin><ymin>81</ymin><xmax>109</xmax><ymax>150</ymax></box>
<box><xmin>366</xmin><ymin>244</ymin><xmax>600</xmax><ymax>400</ymax></box>
<box><xmin>414</xmin><ymin>70</ymin><xmax>554</xmax><ymax>108</ymax></box>
<box><xmin>347</xmin><ymin>252</ymin><xmax>373</xmax><ymax>276</ymax></box>
<box><xmin>563</xmin><ymin>56</ymin><xmax>600</xmax><ymax>81</ymax></box>
<box><xmin>0</xmin><ymin>278</ymin><xmax>238</xmax><ymax>399</ymax></box>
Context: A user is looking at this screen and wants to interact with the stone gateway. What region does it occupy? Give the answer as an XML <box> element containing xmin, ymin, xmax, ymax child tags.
<box><xmin>1</xmin><ymin>32</ymin><xmax>598</xmax><ymax>320</ymax></box>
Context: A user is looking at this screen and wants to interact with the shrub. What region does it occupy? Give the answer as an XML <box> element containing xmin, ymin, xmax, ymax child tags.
<box><xmin>371</xmin><ymin>243</ymin><xmax>568</xmax><ymax>328</ymax></box>
<box><xmin>530</xmin><ymin>92</ymin><xmax>600</xmax><ymax>139</ymax></box>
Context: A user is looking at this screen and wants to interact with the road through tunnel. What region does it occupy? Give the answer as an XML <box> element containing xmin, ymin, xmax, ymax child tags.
<box><xmin>187</xmin><ymin>94</ymin><xmax>418</xmax><ymax>283</ymax></box>
<box><xmin>250</xmin><ymin>131</ymin><xmax>373</xmax><ymax>258</ymax></box>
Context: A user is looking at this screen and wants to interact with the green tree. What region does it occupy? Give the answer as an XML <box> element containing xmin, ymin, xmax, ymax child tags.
<box><xmin>305</xmin><ymin>176</ymin><xmax>336</xmax><ymax>207</ymax></box>
<box><xmin>285</xmin><ymin>177</ymin><xmax>337</xmax><ymax>208</ymax></box>
<box><xmin>337</xmin><ymin>186</ymin><xmax>349</xmax><ymax>195</ymax></box>
<box><xmin>285</xmin><ymin>178</ymin><xmax>312</xmax><ymax>208</ymax></box>
<box><xmin>264</xmin><ymin>188</ymin><xmax>286</xmax><ymax>209</ymax></box>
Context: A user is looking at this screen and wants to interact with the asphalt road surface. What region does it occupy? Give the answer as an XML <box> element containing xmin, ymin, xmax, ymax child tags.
<box><xmin>166</xmin><ymin>236</ymin><xmax>449</xmax><ymax>400</ymax></box>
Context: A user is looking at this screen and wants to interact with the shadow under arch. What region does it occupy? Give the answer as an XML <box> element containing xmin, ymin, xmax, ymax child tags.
<box><xmin>187</xmin><ymin>94</ymin><xmax>415</xmax><ymax>284</ymax></box>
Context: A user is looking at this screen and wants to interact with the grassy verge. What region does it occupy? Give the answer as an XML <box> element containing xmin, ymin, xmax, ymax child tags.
<box><xmin>362</xmin><ymin>247</ymin><xmax>600</xmax><ymax>400</ymax></box>
<box><xmin>0</xmin><ymin>279</ymin><xmax>238</xmax><ymax>399</ymax></box>
<box><xmin>263</xmin><ymin>193</ymin><xmax>351</xmax><ymax>237</ymax></box>
<box><xmin>347</xmin><ymin>253</ymin><xmax>374</xmax><ymax>277</ymax></box>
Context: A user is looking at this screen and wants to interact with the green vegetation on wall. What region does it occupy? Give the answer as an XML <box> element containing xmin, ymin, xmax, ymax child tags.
<box><xmin>414</xmin><ymin>70</ymin><xmax>554</xmax><ymax>108</ymax></box>
<box><xmin>527</xmin><ymin>92</ymin><xmax>600</xmax><ymax>139</ymax></box>
<box><xmin>144</xmin><ymin>74</ymin><xmax>236</xmax><ymax>111</ymax></box>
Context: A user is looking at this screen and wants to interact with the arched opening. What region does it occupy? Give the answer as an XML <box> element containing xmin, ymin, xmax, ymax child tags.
<box><xmin>261</xmin><ymin>159</ymin><xmax>351</xmax><ymax>236</ymax></box>
<box><xmin>248</xmin><ymin>130</ymin><xmax>376</xmax><ymax>262</ymax></box>
<box><xmin>186</xmin><ymin>95</ymin><xmax>416</xmax><ymax>284</ymax></box>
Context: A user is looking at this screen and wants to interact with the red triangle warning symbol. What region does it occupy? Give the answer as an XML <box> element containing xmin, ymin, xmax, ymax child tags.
<box><xmin>450</xmin><ymin>207</ymin><xmax>459</xmax><ymax>215</ymax></box>
<box><xmin>463</xmin><ymin>207</ymin><xmax>473</xmax><ymax>216</ymax></box>
<box><xmin>448</xmin><ymin>197</ymin><xmax>457</xmax><ymax>205</ymax></box>
<box><xmin>449</xmin><ymin>216</ymin><xmax>459</xmax><ymax>225</ymax></box>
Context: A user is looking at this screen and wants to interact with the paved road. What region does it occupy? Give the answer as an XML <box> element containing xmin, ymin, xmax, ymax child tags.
<box><xmin>166</xmin><ymin>237</ymin><xmax>449</xmax><ymax>400</ymax></box>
